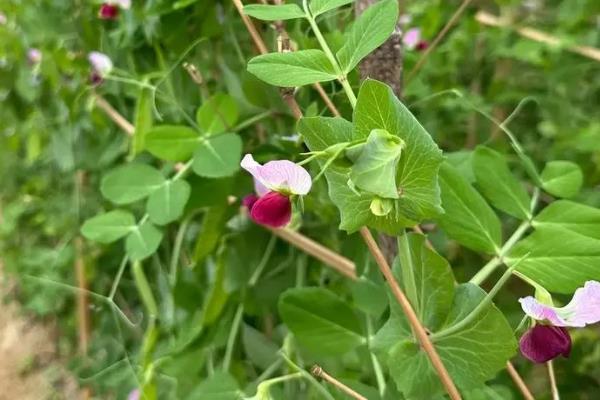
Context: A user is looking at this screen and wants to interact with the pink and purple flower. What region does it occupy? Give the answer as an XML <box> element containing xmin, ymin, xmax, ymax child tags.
<box><xmin>98</xmin><ymin>0</ymin><xmax>131</xmax><ymax>20</ymax></box>
<box><xmin>240</xmin><ymin>154</ymin><xmax>312</xmax><ymax>228</ymax></box>
<box><xmin>88</xmin><ymin>51</ymin><xmax>113</xmax><ymax>85</ymax></box>
<box><xmin>518</xmin><ymin>281</ymin><xmax>600</xmax><ymax>363</ymax></box>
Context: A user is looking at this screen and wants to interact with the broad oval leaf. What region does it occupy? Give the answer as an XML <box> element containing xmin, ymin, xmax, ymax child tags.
<box><xmin>101</xmin><ymin>163</ymin><xmax>165</xmax><ymax>205</ymax></box>
<box><xmin>125</xmin><ymin>221</ymin><xmax>163</xmax><ymax>261</ymax></box>
<box><xmin>247</xmin><ymin>50</ymin><xmax>337</xmax><ymax>87</ymax></box>
<box><xmin>353</xmin><ymin>79</ymin><xmax>444</xmax><ymax>224</ymax></box>
<box><xmin>374</xmin><ymin>283</ymin><xmax>516</xmax><ymax>398</ymax></box>
<box><xmin>192</xmin><ymin>133</ymin><xmax>242</xmax><ymax>178</ymax></box>
<box><xmin>473</xmin><ymin>146</ymin><xmax>531</xmax><ymax>219</ymax></box>
<box><xmin>436</xmin><ymin>162</ymin><xmax>502</xmax><ymax>254</ymax></box>
<box><xmin>309</xmin><ymin>0</ymin><xmax>354</xmax><ymax>17</ymax></box>
<box><xmin>243</xmin><ymin>4</ymin><xmax>305</xmax><ymax>21</ymax></box>
<box><xmin>145</xmin><ymin>125</ymin><xmax>201</xmax><ymax>161</ymax></box>
<box><xmin>196</xmin><ymin>93</ymin><xmax>239</xmax><ymax>135</ymax></box>
<box><xmin>336</xmin><ymin>0</ymin><xmax>399</xmax><ymax>73</ymax></box>
<box><xmin>278</xmin><ymin>287</ymin><xmax>365</xmax><ymax>355</ymax></box>
<box><xmin>186</xmin><ymin>372</ymin><xmax>242</xmax><ymax>400</ymax></box>
<box><xmin>298</xmin><ymin>115</ymin><xmax>415</xmax><ymax>234</ymax></box>
<box><xmin>541</xmin><ymin>160</ymin><xmax>583</xmax><ymax>199</ymax></box>
<box><xmin>533</xmin><ymin>200</ymin><xmax>600</xmax><ymax>240</ymax></box>
<box><xmin>146</xmin><ymin>179</ymin><xmax>191</xmax><ymax>225</ymax></box>
<box><xmin>81</xmin><ymin>210</ymin><xmax>135</xmax><ymax>243</ymax></box>
<box><xmin>507</xmin><ymin>227</ymin><xmax>600</xmax><ymax>294</ymax></box>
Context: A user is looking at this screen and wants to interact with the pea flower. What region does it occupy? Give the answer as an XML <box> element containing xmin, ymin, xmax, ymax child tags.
<box><xmin>98</xmin><ymin>0</ymin><xmax>131</xmax><ymax>20</ymax></box>
<box><xmin>241</xmin><ymin>154</ymin><xmax>312</xmax><ymax>228</ymax></box>
<box><xmin>27</xmin><ymin>48</ymin><xmax>42</xmax><ymax>65</ymax></box>
<box><xmin>0</xmin><ymin>12</ymin><xmax>7</xmax><ymax>25</ymax></box>
<box><xmin>518</xmin><ymin>280</ymin><xmax>600</xmax><ymax>363</ymax></box>
<box><xmin>127</xmin><ymin>389</ymin><xmax>140</xmax><ymax>400</ymax></box>
<box><xmin>88</xmin><ymin>51</ymin><xmax>113</xmax><ymax>85</ymax></box>
<box><xmin>401</xmin><ymin>28</ymin><xmax>428</xmax><ymax>51</ymax></box>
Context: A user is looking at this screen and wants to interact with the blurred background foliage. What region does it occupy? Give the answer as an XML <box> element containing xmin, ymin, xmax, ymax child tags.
<box><xmin>0</xmin><ymin>0</ymin><xmax>599</xmax><ymax>398</ymax></box>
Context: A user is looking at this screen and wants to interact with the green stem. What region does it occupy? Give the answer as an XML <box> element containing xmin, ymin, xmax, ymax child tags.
<box><xmin>109</xmin><ymin>255</ymin><xmax>129</xmax><ymax>301</ymax></box>
<box><xmin>232</xmin><ymin>110</ymin><xmax>273</xmax><ymax>132</ymax></box>
<box><xmin>169</xmin><ymin>214</ymin><xmax>194</xmax><ymax>287</ymax></box>
<box><xmin>470</xmin><ymin>219</ymin><xmax>531</xmax><ymax>285</ymax></box>
<box><xmin>397</xmin><ymin>232</ymin><xmax>418</xmax><ymax>314</ymax></box>
<box><xmin>249</xmin><ymin>235</ymin><xmax>277</xmax><ymax>287</ymax></box>
<box><xmin>366</xmin><ymin>317</ymin><xmax>386</xmax><ymax>397</ymax></box>
<box><xmin>303</xmin><ymin>0</ymin><xmax>357</xmax><ymax>108</ymax></box>
<box><xmin>432</xmin><ymin>262</ymin><xmax>518</xmax><ymax>341</ymax></box>
<box><xmin>222</xmin><ymin>303</ymin><xmax>244</xmax><ymax>371</ymax></box>
<box><xmin>132</xmin><ymin>260</ymin><xmax>159</xmax><ymax>318</ymax></box>
<box><xmin>280</xmin><ymin>352</ymin><xmax>336</xmax><ymax>400</ymax></box>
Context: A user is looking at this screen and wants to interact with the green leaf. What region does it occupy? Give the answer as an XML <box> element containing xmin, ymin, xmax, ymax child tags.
<box><xmin>336</xmin><ymin>0</ymin><xmax>399</xmax><ymax>73</ymax></box>
<box><xmin>247</xmin><ymin>50</ymin><xmax>337</xmax><ymax>87</ymax></box>
<box><xmin>81</xmin><ymin>210</ymin><xmax>135</xmax><ymax>243</ymax></box>
<box><xmin>192</xmin><ymin>133</ymin><xmax>242</xmax><ymax>178</ymax></box>
<box><xmin>146</xmin><ymin>180</ymin><xmax>191</xmax><ymax>225</ymax></box>
<box><xmin>349</xmin><ymin>129</ymin><xmax>404</xmax><ymax>199</ymax></box>
<box><xmin>375</xmin><ymin>283</ymin><xmax>516</xmax><ymax>398</ymax></box>
<box><xmin>309</xmin><ymin>0</ymin><xmax>354</xmax><ymax>16</ymax></box>
<box><xmin>436</xmin><ymin>162</ymin><xmax>502</xmax><ymax>254</ymax></box>
<box><xmin>130</xmin><ymin>82</ymin><xmax>153</xmax><ymax>158</ymax></box>
<box><xmin>533</xmin><ymin>200</ymin><xmax>600</xmax><ymax>240</ymax></box>
<box><xmin>186</xmin><ymin>372</ymin><xmax>242</xmax><ymax>400</ymax></box>
<box><xmin>354</xmin><ymin>79</ymin><xmax>444</xmax><ymax>223</ymax></box>
<box><xmin>193</xmin><ymin>204</ymin><xmax>232</xmax><ymax>264</ymax></box>
<box><xmin>351</xmin><ymin>277</ymin><xmax>388</xmax><ymax>318</ymax></box>
<box><xmin>125</xmin><ymin>221</ymin><xmax>163</xmax><ymax>261</ymax></box>
<box><xmin>101</xmin><ymin>163</ymin><xmax>165</xmax><ymax>205</ymax></box>
<box><xmin>278</xmin><ymin>287</ymin><xmax>365</xmax><ymax>355</ymax></box>
<box><xmin>202</xmin><ymin>256</ymin><xmax>229</xmax><ymax>326</ymax></box>
<box><xmin>507</xmin><ymin>227</ymin><xmax>600</xmax><ymax>294</ymax></box>
<box><xmin>395</xmin><ymin>233</ymin><xmax>454</xmax><ymax>331</ymax></box>
<box><xmin>145</xmin><ymin>125</ymin><xmax>201</xmax><ymax>162</ymax></box>
<box><xmin>243</xmin><ymin>4</ymin><xmax>305</xmax><ymax>20</ymax></box>
<box><xmin>242</xmin><ymin>324</ymin><xmax>279</xmax><ymax>370</ymax></box>
<box><xmin>298</xmin><ymin>116</ymin><xmax>415</xmax><ymax>234</ymax></box>
<box><xmin>472</xmin><ymin>146</ymin><xmax>531</xmax><ymax>219</ymax></box>
<box><xmin>196</xmin><ymin>93</ymin><xmax>239</xmax><ymax>135</ymax></box>
<box><xmin>541</xmin><ymin>160</ymin><xmax>583</xmax><ymax>198</ymax></box>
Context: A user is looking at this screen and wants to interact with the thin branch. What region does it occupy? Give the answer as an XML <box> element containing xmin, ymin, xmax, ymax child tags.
<box><xmin>506</xmin><ymin>361</ymin><xmax>535</xmax><ymax>400</ymax></box>
<box><xmin>547</xmin><ymin>361</ymin><xmax>559</xmax><ymax>400</ymax></box>
<box><xmin>231</xmin><ymin>0</ymin><xmax>342</xmax><ymax>117</ymax></box>
<box><xmin>311</xmin><ymin>365</ymin><xmax>368</xmax><ymax>400</ymax></box>
<box><xmin>93</xmin><ymin>94</ymin><xmax>135</xmax><ymax>135</ymax></box>
<box><xmin>405</xmin><ymin>0</ymin><xmax>474</xmax><ymax>83</ymax></box>
<box><xmin>476</xmin><ymin>11</ymin><xmax>600</xmax><ymax>62</ymax></box>
<box><xmin>359</xmin><ymin>227</ymin><xmax>462</xmax><ymax>400</ymax></box>
<box><xmin>269</xmin><ymin>227</ymin><xmax>357</xmax><ymax>280</ymax></box>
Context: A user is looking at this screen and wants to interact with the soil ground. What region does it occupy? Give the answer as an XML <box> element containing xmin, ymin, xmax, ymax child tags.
<box><xmin>0</xmin><ymin>277</ymin><xmax>78</xmax><ymax>400</ymax></box>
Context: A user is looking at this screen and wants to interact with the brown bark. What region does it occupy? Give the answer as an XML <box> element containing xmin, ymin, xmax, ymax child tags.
<box><xmin>357</xmin><ymin>0</ymin><xmax>403</xmax><ymax>262</ymax></box>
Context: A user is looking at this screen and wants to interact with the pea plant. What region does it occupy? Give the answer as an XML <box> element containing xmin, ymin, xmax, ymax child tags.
<box><xmin>6</xmin><ymin>0</ymin><xmax>599</xmax><ymax>399</ymax></box>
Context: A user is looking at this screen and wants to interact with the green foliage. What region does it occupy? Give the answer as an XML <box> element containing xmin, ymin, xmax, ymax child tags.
<box><xmin>81</xmin><ymin>210</ymin><xmax>136</xmax><ymax>243</ymax></box>
<box><xmin>146</xmin><ymin>180</ymin><xmax>191</xmax><ymax>226</ymax></box>
<box><xmin>145</xmin><ymin>125</ymin><xmax>201</xmax><ymax>162</ymax></box>
<box><xmin>336</xmin><ymin>0</ymin><xmax>399</xmax><ymax>73</ymax></box>
<box><xmin>243</xmin><ymin>4</ymin><xmax>306</xmax><ymax>21</ymax></box>
<box><xmin>541</xmin><ymin>160</ymin><xmax>584</xmax><ymax>198</ymax></box>
<box><xmin>278</xmin><ymin>287</ymin><xmax>366</xmax><ymax>355</ymax></box>
<box><xmin>101</xmin><ymin>164</ymin><xmax>165</xmax><ymax>205</ymax></box>
<box><xmin>125</xmin><ymin>220</ymin><xmax>163</xmax><ymax>261</ymax></box>
<box><xmin>309</xmin><ymin>0</ymin><xmax>354</xmax><ymax>17</ymax></box>
<box><xmin>473</xmin><ymin>146</ymin><xmax>531</xmax><ymax>219</ymax></box>
<box><xmin>247</xmin><ymin>50</ymin><xmax>337</xmax><ymax>87</ymax></box>
<box><xmin>436</xmin><ymin>163</ymin><xmax>502</xmax><ymax>254</ymax></box>
<box><xmin>192</xmin><ymin>133</ymin><xmax>242</xmax><ymax>178</ymax></box>
<box><xmin>196</xmin><ymin>93</ymin><xmax>239</xmax><ymax>135</ymax></box>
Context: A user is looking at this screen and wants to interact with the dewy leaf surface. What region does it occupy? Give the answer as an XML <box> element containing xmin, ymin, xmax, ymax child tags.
<box><xmin>278</xmin><ymin>287</ymin><xmax>365</xmax><ymax>355</ymax></box>
<box><xmin>436</xmin><ymin>162</ymin><xmax>502</xmax><ymax>254</ymax></box>
<box><xmin>247</xmin><ymin>50</ymin><xmax>337</xmax><ymax>87</ymax></box>
<box><xmin>472</xmin><ymin>146</ymin><xmax>531</xmax><ymax>219</ymax></box>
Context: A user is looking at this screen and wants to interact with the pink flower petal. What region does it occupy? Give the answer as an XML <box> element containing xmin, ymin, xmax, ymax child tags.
<box><xmin>115</xmin><ymin>0</ymin><xmax>131</xmax><ymax>9</ymax></box>
<box><xmin>127</xmin><ymin>389</ymin><xmax>140</xmax><ymax>400</ymax></box>
<box><xmin>520</xmin><ymin>280</ymin><xmax>600</xmax><ymax>327</ymax></box>
<box><xmin>402</xmin><ymin>28</ymin><xmax>421</xmax><ymax>50</ymax></box>
<box><xmin>519</xmin><ymin>325</ymin><xmax>571</xmax><ymax>363</ymax></box>
<box><xmin>98</xmin><ymin>3</ymin><xmax>120</xmax><ymax>19</ymax></box>
<box><xmin>250</xmin><ymin>191</ymin><xmax>292</xmax><ymax>228</ymax></box>
<box><xmin>88</xmin><ymin>51</ymin><xmax>113</xmax><ymax>77</ymax></box>
<box><xmin>242</xmin><ymin>194</ymin><xmax>259</xmax><ymax>211</ymax></box>
<box><xmin>241</xmin><ymin>154</ymin><xmax>311</xmax><ymax>196</ymax></box>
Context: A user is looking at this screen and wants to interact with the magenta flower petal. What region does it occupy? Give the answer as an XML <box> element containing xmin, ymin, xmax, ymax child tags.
<box><xmin>519</xmin><ymin>280</ymin><xmax>600</xmax><ymax>327</ymax></box>
<box><xmin>250</xmin><ymin>191</ymin><xmax>292</xmax><ymax>228</ymax></box>
<box><xmin>99</xmin><ymin>3</ymin><xmax>120</xmax><ymax>19</ymax></box>
<box><xmin>402</xmin><ymin>28</ymin><xmax>421</xmax><ymax>50</ymax></box>
<box><xmin>242</xmin><ymin>194</ymin><xmax>259</xmax><ymax>211</ymax></box>
<box><xmin>241</xmin><ymin>154</ymin><xmax>311</xmax><ymax>196</ymax></box>
<box><xmin>519</xmin><ymin>325</ymin><xmax>571</xmax><ymax>363</ymax></box>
